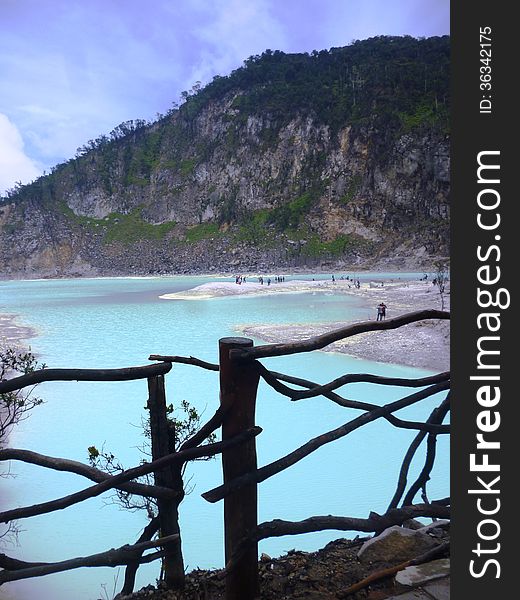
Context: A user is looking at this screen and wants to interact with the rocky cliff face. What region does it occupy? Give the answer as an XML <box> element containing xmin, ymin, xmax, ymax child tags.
<box><xmin>0</xmin><ymin>36</ymin><xmax>450</xmax><ymax>278</ymax></box>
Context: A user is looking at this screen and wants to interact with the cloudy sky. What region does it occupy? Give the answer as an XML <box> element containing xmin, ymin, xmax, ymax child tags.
<box><xmin>0</xmin><ymin>0</ymin><xmax>449</xmax><ymax>195</ymax></box>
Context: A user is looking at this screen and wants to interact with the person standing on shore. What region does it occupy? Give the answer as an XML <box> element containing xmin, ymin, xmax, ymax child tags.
<box><xmin>376</xmin><ymin>302</ymin><xmax>387</xmax><ymax>321</ymax></box>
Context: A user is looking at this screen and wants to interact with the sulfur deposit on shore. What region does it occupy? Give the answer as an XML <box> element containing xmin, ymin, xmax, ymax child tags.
<box><xmin>159</xmin><ymin>278</ymin><xmax>344</xmax><ymax>300</ymax></box>
<box><xmin>236</xmin><ymin>279</ymin><xmax>450</xmax><ymax>372</ymax></box>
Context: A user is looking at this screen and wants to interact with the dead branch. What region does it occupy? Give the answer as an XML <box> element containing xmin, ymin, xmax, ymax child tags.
<box><xmin>255</xmin><ymin>504</ymin><xmax>450</xmax><ymax>540</ymax></box>
<box><xmin>148</xmin><ymin>355</ymin><xmax>219</xmax><ymax>371</ymax></box>
<box><xmin>230</xmin><ymin>310</ymin><xmax>450</xmax><ymax>361</ymax></box>
<box><xmin>0</xmin><ymin>362</ymin><xmax>172</xmax><ymax>394</ymax></box>
<box><xmin>402</xmin><ymin>395</ymin><xmax>451</xmax><ymax>506</ymax></box>
<box><xmin>0</xmin><ymin>449</ymin><xmax>176</xmax><ymax>500</ymax></box>
<box><xmin>0</xmin><ymin>534</ymin><xmax>178</xmax><ymax>584</ymax></box>
<box><xmin>267</xmin><ymin>369</ymin><xmax>450</xmax><ymax>434</ymax></box>
<box><xmin>224</xmin><ymin>503</ymin><xmax>450</xmax><ymax>574</ymax></box>
<box><xmin>258</xmin><ymin>363</ymin><xmax>450</xmax><ymax>400</ymax></box>
<box><xmin>120</xmin><ymin>516</ymin><xmax>160</xmax><ymax>596</ymax></box>
<box><xmin>387</xmin><ymin>395</ymin><xmax>451</xmax><ymax>510</ymax></box>
<box><xmin>339</xmin><ymin>541</ymin><xmax>450</xmax><ymax>597</ymax></box>
<box><xmin>202</xmin><ymin>382</ymin><xmax>449</xmax><ymax>503</ymax></box>
<box><xmin>0</xmin><ymin>426</ymin><xmax>262</xmax><ymax>524</ymax></box>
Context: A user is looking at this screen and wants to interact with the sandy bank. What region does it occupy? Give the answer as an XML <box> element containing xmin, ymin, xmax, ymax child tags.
<box><xmin>0</xmin><ymin>314</ymin><xmax>37</xmax><ymax>352</ymax></box>
<box><xmin>236</xmin><ymin>280</ymin><xmax>450</xmax><ymax>372</ymax></box>
<box><xmin>159</xmin><ymin>278</ymin><xmax>347</xmax><ymax>300</ymax></box>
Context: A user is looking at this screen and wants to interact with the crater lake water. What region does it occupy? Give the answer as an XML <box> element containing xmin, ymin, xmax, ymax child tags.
<box><xmin>0</xmin><ymin>273</ymin><xmax>449</xmax><ymax>600</ymax></box>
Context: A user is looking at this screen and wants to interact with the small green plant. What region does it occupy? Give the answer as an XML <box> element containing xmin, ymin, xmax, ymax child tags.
<box><xmin>179</xmin><ymin>158</ymin><xmax>197</xmax><ymax>177</ymax></box>
<box><xmin>1</xmin><ymin>348</ymin><xmax>45</xmax><ymax>448</ymax></box>
<box><xmin>235</xmin><ymin>209</ymin><xmax>271</xmax><ymax>244</ymax></box>
<box><xmin>68</xmin><ymin>207</ymin><xmax>176</xmax><ymax>245</ymax></box>
<box><xmin>398</xmin><ymin>103</ymin><xmax>445</xmax><ymax>132</ymax></box>
<box><xmin>1</xmin><ymin>222</ymin><xmax>19</xmax><ymax>235</ymax></box>
<box><xmin>1</xmin><ymin>347</ymin><xmax>45</xmax><ymax>545</ymax></box>
<box><xmin>433</xmin><ymin>260</ymin><xmax>449</xmax><ymax>310</ymax></box>
<box><xmin>184</xmin><ymin>222</ymin><xmax>221</xmax><ymax>243</ymax></box>
<box><xmin>270</xmin><ymin>190</ymin><xmax>316</xmax><ymax>231</ymax></box>
<box><xmin>87</xmin><ymin>400</ymin><xmax>217</xmax><ymax>514</ymax></box>
<box><xmin>104</xmin><ymin>209</ymin><xmax>177</xmax><ymax>244</ymax></box>
<box><xmin>302</xmin><ymin>234</ymin><xmax>350</xmax><ymax>258</ymax></box>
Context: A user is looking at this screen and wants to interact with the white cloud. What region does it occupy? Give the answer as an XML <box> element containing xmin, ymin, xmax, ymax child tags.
<box><xmin>186</xmin><ymin>0</ymin><xmax>287</xmax><ymax>87</ymax></box>
<box><xmin>0</xmin><ymin>113</ymin><xmax>42</xmax><ymax>195</ymax></box>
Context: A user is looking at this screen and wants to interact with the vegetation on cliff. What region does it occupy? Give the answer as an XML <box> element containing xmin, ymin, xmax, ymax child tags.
<box><xmin>0</xmin><ymin>35</ymin><xmax>450</xmax><ymax>277</ymax></box>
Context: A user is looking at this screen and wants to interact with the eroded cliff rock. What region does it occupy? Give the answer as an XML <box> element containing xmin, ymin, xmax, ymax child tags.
<box><xmin>0</xmin><ymin>36</ymin><xmax>450</xmax><ymax>278</ymax></box>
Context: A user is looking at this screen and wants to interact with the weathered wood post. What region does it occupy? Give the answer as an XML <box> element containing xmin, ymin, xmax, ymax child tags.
<box><xmin>219</xmin><ymin>337</ymin><xmax>260</xmax><ymax>600</ymax></box>
<box><xmin>147</xmin><ymin>374</ymin><xmax>185</xmax><ymax>589</ymax></box>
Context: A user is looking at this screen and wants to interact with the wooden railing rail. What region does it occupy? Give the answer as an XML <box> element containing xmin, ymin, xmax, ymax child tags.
<box><xmin>202</xmin><ymin>380</ymin><xmax>450</xmax><ymax>504</ymax></box>
<box><xmin>0</xmin><ymin>448</ymin><xmax>177</xmax><ymax>500</ymax></box>
<box><xmin>223</xmin><ymin>501</ymin><xmax>451</xmax><ymax>574</ymax></box>
<box><xmin>0</xmin><ymin>427</ymin><xmax>261</xmax><ymax>524</ymax></box>
<box><xmin>0</xmin><ymin>362</ymin><xmax>172</xmax><ymax>394</ymax></box>
<box><xmin>257</xmin><ymin>364</ymin><xmax>451</xmax><ymax>433</ymax></box>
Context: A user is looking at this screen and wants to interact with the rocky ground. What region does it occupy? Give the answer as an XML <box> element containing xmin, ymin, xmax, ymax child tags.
<box><xmin>118</xmin><ymin>521</ymin><xmax>450</xmax><ymax>600</ymax></box>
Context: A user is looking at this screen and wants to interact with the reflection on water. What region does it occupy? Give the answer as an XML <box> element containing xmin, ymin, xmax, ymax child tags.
<box><xmin>0</xmin><ymin>275</ymin><xmax>448</xmax><ymax>600</ymax></box>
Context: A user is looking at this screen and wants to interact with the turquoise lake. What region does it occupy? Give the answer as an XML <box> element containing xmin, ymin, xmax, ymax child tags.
<box><xmin>0</xmin><ymin>273</ymin><xmax>449</xmax><ymax>600</ymax></box>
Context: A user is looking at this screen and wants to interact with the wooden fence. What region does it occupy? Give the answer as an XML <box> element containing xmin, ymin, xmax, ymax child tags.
<box><xmin>0</xmin><ymin>309</ymin><xmax>450</xmax><ymax>599</ymax></box>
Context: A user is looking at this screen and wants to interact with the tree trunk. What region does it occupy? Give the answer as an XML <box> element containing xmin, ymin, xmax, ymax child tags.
<box><xmin>219</xmin><ymin>337</ymin><xmax>260</xmax><ymax>600</ymax></box>
<box><xmin>147</xmin><ymin>375</ymin><xmax>185</xmax><ymax>590</ymax></box>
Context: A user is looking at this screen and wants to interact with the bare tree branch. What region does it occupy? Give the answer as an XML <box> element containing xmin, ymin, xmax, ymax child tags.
<box><xmin>203</xmin><ymin>382</ymin><xmax>449</xmax><ymax>503</ymax></box>
<box><xmin>230</xmin><ymin>310</ymin><xmax>450</xmax><ymax>361</ymax></box>
<box><xmin>339</xmin><ymin>541</ymin><xmax>450</xmax><ymax>597</ymax></box>
<box><xmin>0</xmin><ymin>534</ymin><xmax>178</xmax><ymax>584</ymax></box>
<box><xmin>387</xmin><ymin>394</ymin><xmax>450</xmax><ymax>510</ymax></box>
<box><xmin>223</xmin><ymin>503</ymin><xmax>450</xmax><ymax>574</ymax></box>
<box><xmin>148</xmin><ymin>355</ymin><xmax>219</xmax><ymax>371</ymax></box>
<box><xmin>258</xmin><ymin>363</ymin><xmax>450</xmax><ymax>401</ymax></box>
<box><xmin>119</xmin><ymin>516</ymin><xmax>160</xmax><ymax>596</ymax></box>
<box><xmin>402</xmin><ymin>395</ymin><xmax>451</xmax><ymax>506</ymax></box>
<box><xmin>266</xmin><ymin>368</ymin><xmax>450</xmax><ymax>434</ymax></box>
<box><xmin>0</xmin><ymin>427</ymin><xmax>262</xmax><ymax>523</ymax></box>
<box><xmin>0</xmin><ymin>363</ymin><xmax>172</xmax><ymax>394</ymax></box>
<box><xmin>0</xmin><ymin>448</ymin><xmax>176</xmax><ymax>500</ymax></box>
<box><xmin>255</xmin><ymin>503</ymin><xmax>450</xmax><ymax>541</ymax></box>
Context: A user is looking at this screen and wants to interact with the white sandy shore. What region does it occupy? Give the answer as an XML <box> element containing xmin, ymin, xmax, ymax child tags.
<box><xmin>236</xmin><ymin>280</ymin><xmax>450</xmax><ymax>372</ymax></box>
<box><xmin>0</xmin><ymin>313</ymin><xmax>37</xmax><ymax>352</ymax></box>
<box><xmin>159</xmin><ymin>278</ymin><xmax>348</xmax><ymax>300</ymax></box>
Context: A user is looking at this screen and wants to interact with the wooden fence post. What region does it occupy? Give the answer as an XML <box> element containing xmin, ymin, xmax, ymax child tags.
<box><xmin>219</xmin><ymin>337</ymin><xmax>260</xmax><ymax>600</ymax></box>
<box><xmin>147</xmin><ymin>374</ymin><xmax>185</xmax><ymax>589</ymax></box>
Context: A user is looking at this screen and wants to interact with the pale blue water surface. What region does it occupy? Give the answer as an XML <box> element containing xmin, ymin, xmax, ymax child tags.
<box><xmin>0</xmin><ymin>274</ymin><xmax>448</xmax><ymax>600</ymax></box>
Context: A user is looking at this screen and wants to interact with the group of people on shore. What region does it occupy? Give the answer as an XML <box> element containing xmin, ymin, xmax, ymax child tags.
<box><xmin>234</xmin><ymin>274</ymin><xmax>287</xmax><ymax>286</ymax></box>
<box><xmin>235</xmin><ymin>271</ymin><xmax>387</xmax><ymax>320</ymax></box>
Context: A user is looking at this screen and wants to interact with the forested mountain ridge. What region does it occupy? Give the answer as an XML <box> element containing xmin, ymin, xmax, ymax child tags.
<box><xmin>0</xmin><ymin>35</ymin><xmax>450</xmax><ymax>278</ymax></box>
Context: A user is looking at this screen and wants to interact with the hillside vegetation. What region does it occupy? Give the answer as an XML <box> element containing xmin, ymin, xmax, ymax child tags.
<box><xmin>0</xmin><ymin>35</ymin><xmax>450</xmax><ymax>278</ymax></box>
